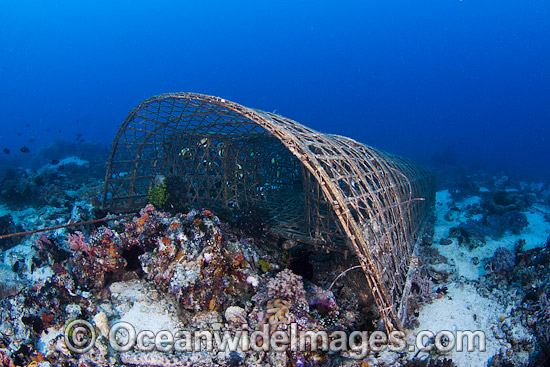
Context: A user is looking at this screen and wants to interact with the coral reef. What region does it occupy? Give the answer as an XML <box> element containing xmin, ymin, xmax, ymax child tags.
<box><xmin>402</xmin><ymin>358</ymin><xmax>454</xmax><ymax>367</ymax></box>
<box><xmin>478</xmin><ymin>240</ymin><xmax>550</xmax><ymax>365</ymax></box>
<box><xmin>267</xmin><ymin>268</ymin><xmax>306</xmax><ymax>302</ymax></box>
<box><xmin>485</xmin><ymin>247</ymin><xmax>515</xmax><ymax>277</ymax></box>
<box><xmin>135</xmin><ymin>206</ymin><xmax>259</xmax><ymax>312</ymax></box>
<box><xmin>68</xmin><ymin>226</ymin><xmax>127</xmax><ymax>289</ymax></box>
<box><xmin>536</xmin><ymin>293</ymin><xmax>550</xmax><ymax>343</ymax></box>
<box><xmin>460</xmin><ymin>211</ymin><xmax>529</xmax><ymax>238</ymax></box>
<box><xmin>484</xmin><ymin>190</ymin><xmax>534</xmax><ymax>215</ymax></box>
<box><xmin>406</xmin><ymin>272</ymin><xmax>435</xmax><ymax>327</ymax></box>
<box><xmin>120</xmin><ymin>351</ymin><xmax>203</xmax><ymax>366</ymax></box>
<box><xmin>2</xmin><ymin>160</ymin><xmax>549</xmax><ymax>366</ymax></box>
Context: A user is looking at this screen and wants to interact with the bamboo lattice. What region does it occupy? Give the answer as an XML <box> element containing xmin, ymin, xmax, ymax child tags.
<box><xmin>102</xmin><ymin>92</ymin><xmax>436</xmax><ymax>331</ymax></box>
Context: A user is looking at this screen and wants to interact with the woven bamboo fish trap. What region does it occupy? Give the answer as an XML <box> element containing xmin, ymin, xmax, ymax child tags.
<box><xmin>102</xmin><ymin>92</ymin><xmax>435</xmax><ymax>331</ymax></box>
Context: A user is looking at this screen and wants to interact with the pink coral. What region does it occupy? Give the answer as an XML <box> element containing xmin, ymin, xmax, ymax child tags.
<box><xmin>66</xmin><ymin>231</ymin><xmax>91</xmax><ymax>254</ymax></box>
<box><xmin>411</xmin><ymin>272</ymin><xmax>434</xmax><ymax>303</ymax></box>
<box><xmin>267</xmin><ymin>269</ymin><xmax>306</xmax><ymax>302</ymax></box>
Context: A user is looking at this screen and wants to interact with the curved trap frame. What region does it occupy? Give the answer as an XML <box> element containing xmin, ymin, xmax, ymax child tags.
<box><xmin>102</xmin><ymin>92</ymin><xmax>435</xmax><ymax>330</ymax></box>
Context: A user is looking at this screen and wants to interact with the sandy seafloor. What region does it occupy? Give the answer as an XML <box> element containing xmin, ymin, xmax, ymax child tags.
<box><xmin>403</xmin><ymin>191</ymin><xmax>549</xmax><ymax>366</ymax></box>
<box><xmin>1</xmin><ymin>156</ymin><xmax>550</xmax><ymax>367</ymax></box>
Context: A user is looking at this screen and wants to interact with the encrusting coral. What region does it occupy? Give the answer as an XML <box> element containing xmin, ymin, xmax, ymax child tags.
<box><xmin>68</xmin><ymin>226</ymin><xmax>126</xmax><ymax>289</ymax></box>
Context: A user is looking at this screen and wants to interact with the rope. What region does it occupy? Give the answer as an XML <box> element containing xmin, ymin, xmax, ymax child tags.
<box><xmin>0</xmin><ymin>213</ymin><xmax>136</xmax><ymax>240</ymax></box>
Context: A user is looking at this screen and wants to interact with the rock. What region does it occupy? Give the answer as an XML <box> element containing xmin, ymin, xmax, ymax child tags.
<box><xmin>93</xmin><ymin>311</ymin><xmax>110</xmax><ymax>339</ymax></box>
<box><xmin>0</xmin><ymin>214</ymin><xmax>18</xmax><ymax>251</ymax></box>
<box><xmin>427</xmin><ymin>263</ymin><xmax>456</xmax><ymax>282</ymax></box>
<box><xmin>268</xmin><ymin>352</ymin><xmax>287</xmax><ymax>367</ymax></box>
<box><xmin>225</xmin><ymin>306</ymin><xmax>247</xmax><ymax>326</ymax></box>
<box><xmin>0</xmin><ymin>264</ymin><xmax>26</xmax><ymax>297</ymax></box>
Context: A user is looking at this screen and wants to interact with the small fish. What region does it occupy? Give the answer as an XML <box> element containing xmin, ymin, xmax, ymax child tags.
<box><xmin>17</xmin><ymin>132</ymin><xmax>22</xmax><ymax>136</ymax></box>
<box><xmin>28</xmin><ymin>137</ymin><xmax>35</xmax><ymax>143</ymax></box>
<box><xmin>3</xmin><ymin>148</ymin><xmax>9</xmax><ymax>154</ymax></box>
<box><xmin>198</xmin><ymin>137</ymin><xmax>208</xmax><ymax>147</ymax></box>
<box><xmin>50</xmin><ymin>159</ymin><xmax>60</xmax><ymax>165</ymax></box>
<box><xmin>216</xmin><ymin>142</ymin><xmax>225</xmax><ymax>157</ymax></box>
<box><xmin>179</xmin><ymin>148</ymin><xmax>190</xmax><ymax>156</ymax></box>
<box><xmin>58</xmin><ymin>129</ymin><xmax>62</xmax><ymax>133</ymax></box>
<box><xmin>20</xmin><ymin>146</ymin><xmax>30</xmax><ymax>153</ymax></box>
<box><xmin>25</xmin><ymin>123</ymin><xmax>30</xmax><ymax>127</ymax></box>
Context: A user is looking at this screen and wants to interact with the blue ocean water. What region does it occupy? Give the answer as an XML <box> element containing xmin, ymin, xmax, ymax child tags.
<box><xmin>0</xmin><ymin>0</ymin><xmax>548</xmax><ymax>181</ymax></box>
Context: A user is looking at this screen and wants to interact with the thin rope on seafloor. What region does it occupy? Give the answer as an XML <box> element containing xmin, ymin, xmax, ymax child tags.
<box><xmin>0</xmin><ymin>213</ymin><xmax>136</xmax><ymax>240</ymax></box>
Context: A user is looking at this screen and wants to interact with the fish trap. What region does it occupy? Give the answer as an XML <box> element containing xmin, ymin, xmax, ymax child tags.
<box><xmin>102</xmin><ymin>92</ymin><xmax>435</xmax><ymax>331</ymax></box>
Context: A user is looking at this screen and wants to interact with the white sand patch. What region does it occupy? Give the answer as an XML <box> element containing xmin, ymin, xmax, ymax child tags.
<box><xmin>410</xmin><ymin>190</ymin><xmax>542</xmax><ymax>366</ymax></box>
<box><xmin>433</xmin><ymin>191</ymin><xmax>484</xmax><ymax>280</ymax></box>
<box><xmin>521</xmin><ymin>209</ymin><xmax>550</xmax><ymax>251</ymax></box>
<box><xmin>410</xmin><ymin>283</ymin><xmax>513</xmax><ymax>366</ymax></box>
<box><xmin>37</xmin><ymin>156</ymin><xmax>90</xmax><ymax>174</ymax></box>
<box><xmin>37</xmin><ymin>326</ymin><xmax>63</xmax><ymax>355</ymax></box>
<box><xmin>59</xmin><ymin>156</ymin><xmax>89</xmax><ymax>166</ymax></box>
<box><xmin>30</xmin><ymin>265</ymin><xmax>54</xmax><ymax>284</ymax></box>
<box><xmin>109</xmin><ymin>280</ymin><xmax>184</xmax><ymax>335</ymax></box>
<box><xmin>433</xmin><ymin>191</ymin><xmax>482</xmax><ymax>240</ymax></box>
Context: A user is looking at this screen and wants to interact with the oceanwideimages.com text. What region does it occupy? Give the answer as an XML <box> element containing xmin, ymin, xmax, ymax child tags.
<box><xmin>65</xmin><ymin>319</ymin><xmax>486</xmax><ymax>358</ymax></box>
